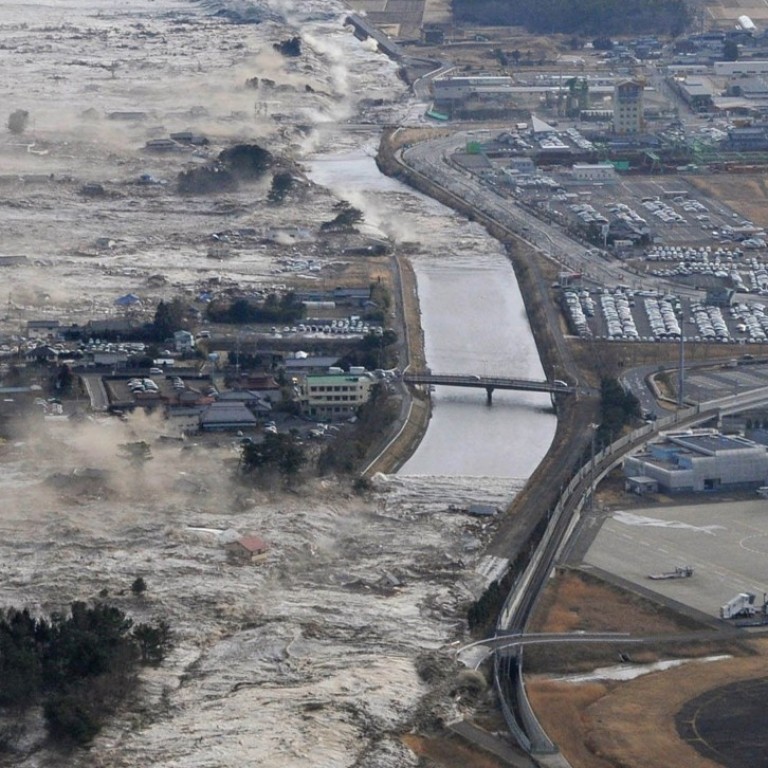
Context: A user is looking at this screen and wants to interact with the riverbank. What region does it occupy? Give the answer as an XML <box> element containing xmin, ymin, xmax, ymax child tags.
<box><xmin>360</xmin><ymin>249</ymin><xmax>433</xmax><ymax>476</ymax></box>
<box><xmin>376</xmin><ymin>127</ymin><xmax>599</xmax><ymax>562</ymax></box>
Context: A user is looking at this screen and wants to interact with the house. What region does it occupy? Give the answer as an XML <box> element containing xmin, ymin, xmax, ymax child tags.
<box><xmin>623</xmin><ymin>429</ymin><xmax>768</xmax><ymax>493</ymax></box>
<box><xmin>174</xmin><ymin>330</ymin><xmax>195</xmax><ymax>353</ymax></box>
<box><xmin>26</xmin><ymin>319</ymin><xmax>61</xmax><ymax>338</ymax></box>
<box><xmin>90</xmin><ymin>350</ymin><xmax>129</xmax><ymax>366</ymax></box>
<box><xmin>87</xmin><ymin>318</ymin><xmax>137</xmax><ymax>335</ymax></box>
<box><xmin>166</xmin><ymin>405</ymin><xmax>204</xmax><ymax>434</ymax></box>
<box><xmin>238</xmin><ymin>374</ymin><xmax>282</xmax><ymax>403</ymax></box>
<box><xmin>216</xmin><ymin>390</ymin><xmax>272</xmax><ymax>415</ymax></box>
<box><xmin>199</xmin><ymin>402</ymin><xmax>258</xmax><ymax>431</ymax></box>
<box><xmin>225</xmin><ymin>535</ymin><xmax>269</xmax><ymax>563</ymax></box>
<box><xmin>25</xmin><ymin>345</ymin><xmax>59</xmax><ymax>363</ymax></box>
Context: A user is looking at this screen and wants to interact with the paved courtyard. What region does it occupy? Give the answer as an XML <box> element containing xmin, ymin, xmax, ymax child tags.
<box><xmin>583</xmin><ymin>499</ymin><xmax>768</xmax><ymax>619</ymax></box>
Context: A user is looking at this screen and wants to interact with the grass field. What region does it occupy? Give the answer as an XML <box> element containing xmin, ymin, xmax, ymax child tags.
<box><xmin>690</xmin><ymin>174</ymin><xmax>768</xmax><ymax>230</ymax></box>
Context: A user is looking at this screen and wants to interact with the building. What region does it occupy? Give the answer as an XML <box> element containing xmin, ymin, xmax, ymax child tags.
<box><xmin>26</xmin><ymin>319</ymin><xmax>61</xmax><ymax>338</ymax></box>
<box><xmin>676</xmin><ymin>77</ymin><xmax>715</xmax><ymax>111</ymax></box>
<box><xmin>623</xmin><ymin>429</ymin><xmax>768</xmax><ymax>493</ymax></box>
<box><xmin>624</xmin><ymin>475</ymin><xmax>659</xmax><ymax>495</ymax></box>
<box><xmin>284</xmin><ymin>355</ymin><xmax>342</xmax><ymax>375</ymax></box>
<box><xmin>715</xmin><ymin>60</ymin><xmax>768</xmax><ymax>76</ymax></box>
<box><xmin>199</xmin><ymin>402</ymin><xmax>258</xmax><ymax>431</ymax></box>
<box><xmin>613</xmin><ymin>80</ymin><xmax>644</xmax><ymax>134</ymax></box>
<box><xmin>216</xmin><ymin>389</ymin><xmax>272</xmax><ymax>415</ymax></box>
<box><xmin>722</xmin><ymin>125</ymin><xmax>768</xmax><ymax>151</ymax></box>
<box><xmin>225</xmin><ymin>535</ymin><xmax>269</xmax><ymax>563</ymax></box>
<box><xmin>173</xmin><ymin>330</ymin><xmax>195</xmax><ymax>352</ymax></box>
<box><xmin>432</xmin><ymin>75</ymin><xmax>514</xmax><ymax>103</ymax></box>
<box><xmin>298</xmin><ymin>372</ymin><xmax>374</xmax><ymax>420</ymax></box>
<box><xmin>572</xmin><ymin>163</ymin><xmax>617</xmax><ymax>182</ymax></box>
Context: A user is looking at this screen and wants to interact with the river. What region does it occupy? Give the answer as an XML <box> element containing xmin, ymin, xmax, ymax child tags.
<box><xmin>308</xmin><ymin>138</ymin><xmax>557</xmax><ymax>487</ymax></box>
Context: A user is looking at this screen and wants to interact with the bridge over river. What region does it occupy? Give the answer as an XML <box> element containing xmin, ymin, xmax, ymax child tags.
<box><xmin>403</xmin><ymin>372</ymin><xmax>574</xmax><ymax>405</ymax></box>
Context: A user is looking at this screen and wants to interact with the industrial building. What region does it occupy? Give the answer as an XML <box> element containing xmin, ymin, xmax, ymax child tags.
<box><xmin>613</xmin><ymin>80</ymin><xmax>644</xmax><ymax>134</ymax></box>
<box><xmin>676</xmin><ymin>77</ymin><xmax>715</xmax><ymax>111</ymax></box>
<box><xmin>432</xmin><ymin>75</ymin><xmax>514</xmax><ymax>102</ymax></box>
<box><xmin>572</xmin><ymin>163</ymin><xmax>617</xmax><ymax>182</ymax></box>
<box><xmin>623</xmin><ymin>429</ymin><xmax>768</xmax><ymax>493</ymax></box>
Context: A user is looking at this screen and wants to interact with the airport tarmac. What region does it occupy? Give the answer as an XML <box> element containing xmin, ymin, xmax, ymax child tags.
<box><xmin>582</xmin><ymin>498</ymin><xmax>768</xmax><ymax>620</ymax></box>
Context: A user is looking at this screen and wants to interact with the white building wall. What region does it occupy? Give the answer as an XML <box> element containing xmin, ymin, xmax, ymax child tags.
<box><xmin>715</xmin><ymin>61</ymin><xmax>768</xmax><ymax>76</ymax></box>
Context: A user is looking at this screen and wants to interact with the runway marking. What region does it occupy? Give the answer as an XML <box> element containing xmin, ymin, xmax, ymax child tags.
<box><xmin>738</xmin><ymin>533</ymin><xmax>768</xmax><ymax>556</ymax></box>
<box><xmin>613</xmin><ymin>510</ymin><xmax>725</xmax><ymax>535</ymax></box>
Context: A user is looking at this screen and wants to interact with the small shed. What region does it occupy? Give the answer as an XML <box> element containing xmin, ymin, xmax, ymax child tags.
<box><xmin>625</xmin><ymin>475</ymin><xmax>659</xmax><ymax>495</ymax></box>
<box><xmin>226</xmin><ymin>535</ymin><xmax>269</xmax><ymax>563</ymax></box>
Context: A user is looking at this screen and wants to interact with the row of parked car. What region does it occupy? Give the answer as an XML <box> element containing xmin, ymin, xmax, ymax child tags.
<box><xmin>600</xmin><ymin>291</ymin><xmax>639</xmax><ymax>340</ymax></box>
<box><xmin>644</xmin><ymin>297</ymin><xmax>682</xmax><ymax>340</ymax></box>
<box><xmin>128</xmin><ymin>378</ymin><xmax>160</xmax><ymax>394</ymax></box>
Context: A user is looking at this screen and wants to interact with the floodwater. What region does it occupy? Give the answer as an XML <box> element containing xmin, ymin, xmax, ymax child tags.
<box><xmin>308</xmin><ymin>144</ymin><xmax>556</xmax><ymax>481</ymax></box>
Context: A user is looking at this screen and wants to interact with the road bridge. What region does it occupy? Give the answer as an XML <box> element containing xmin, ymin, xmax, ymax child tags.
<box><xmin>403</xmin><ymin>372</ymin><xmax>573</xmax><ymax>404</ymax></box>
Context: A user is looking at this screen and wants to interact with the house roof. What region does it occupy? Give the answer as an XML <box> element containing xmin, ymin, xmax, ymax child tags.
<box><xmin>200</xmin><ymin>402</ymin><xmax>258</xmax><ymax>426</ymax></box>
<box><xmin>237</xmin><ymin>535</ymin><xmax>268</xmax><ymax>552</ymax></box>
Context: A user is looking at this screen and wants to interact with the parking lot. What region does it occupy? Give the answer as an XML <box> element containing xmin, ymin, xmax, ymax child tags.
<box><xmin>561</xmin><ymin>282</ymin><xmax>768</xmax><ymax>346</ymax></box>
<box><xmin>582</xmin><ymin>499</ymin><xmax>768</xmax><ymax>620</ymax></box>
<box><xmin>683</xmin><ymin>363</ymin><xmax>768</xmax><ymax>400</ymax></box>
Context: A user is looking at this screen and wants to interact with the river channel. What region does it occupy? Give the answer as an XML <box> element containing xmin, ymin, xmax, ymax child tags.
<box><xmin>308</xmin><ymin>138</ymin><xmax>556</xmax><ymax>485</ymax></box>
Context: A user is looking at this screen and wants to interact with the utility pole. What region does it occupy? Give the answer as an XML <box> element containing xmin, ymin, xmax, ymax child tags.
<box><xmin>677</xmin><ymin>323</ymin><xmax>685</xmax><ymax>408</ymax></box>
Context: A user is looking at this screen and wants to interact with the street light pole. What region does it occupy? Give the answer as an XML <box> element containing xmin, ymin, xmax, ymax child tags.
<box><xmin>588</xmin><ymin>423</ymin><xmax>598</xmax><ymax>513</ymax></box>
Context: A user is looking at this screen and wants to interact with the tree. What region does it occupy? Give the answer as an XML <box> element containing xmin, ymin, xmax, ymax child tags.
<box><xmin>267</xmin><ymin>170</ymin><xmax>295</xmax><ymax>204</ymax></box>
<box><xmin>0</xmin><ymin>602</ymin><xmax>169</xmax><ymax>746</ymax></box>
<box><xmin>321</xmin><ymin>201</ymin><xmax>364</xmax><ymax>232</ymax></box>
<box><xmin>241</xmin><ymin>433</ymin><xmax>306</xmax><ymax>479</ymax></box>
<box><xmin>723</xmin><ymin>39</ymin><xmax>739</xmax><ymax>61</ymax></box>
<box><xmin>44</xmin><ymin>695</ymin><xmax>99</xmax><ymax>745</ymax></box>
<box><xmin>130</xmin><ymin>577</ymin><xmax>147</xmax><ymax>597</ymax></box>
<box><xmin>7</xmin><ymin>110</ymin><xmax>29</xmax><ymax>135</ymax></box>
<box><xmin>152</xmin><ymin>298</ymin><xmax>185</xmax><ymax>341</ymax></box>
<box><xmin>592</xmin><ymin>36</ymin><xmax>614</xmax><ymax>50</ymax></box>
<box><xmin>54</xmin><ymin>363</ymin><xmax>74</xmax><ymax>394</ymax></box>
<box><xmin>218</xmin><ymin>144</ymin><xmax>273</xmax><ymax>180</ymax></box>
<box><xmin>133</xmin><ymin>621</ymin><xmax>171</xmax><ymax>665</ymax></box>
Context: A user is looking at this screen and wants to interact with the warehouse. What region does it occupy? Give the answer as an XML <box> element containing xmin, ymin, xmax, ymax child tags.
<box><xmin>623</xmin><ymin>429</ymin><xmax>768</xmax><ymax>493</ymax></box>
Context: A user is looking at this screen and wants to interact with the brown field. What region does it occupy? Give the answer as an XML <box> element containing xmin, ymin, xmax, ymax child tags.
<box><xmin>689</xmin><ymin>174</ymin><xmax>768</xmax><ymax>230</ymax></box>
<box><xmin>528</xmin><ymin>569</ymin><xmax>703</xmax><ymax>636</ymax></box>
<box><xmin>529</xmin><ymin>642</ymin><xmax>768</xmax><ymax>768</ymax></box>
<box><xmin>526</xmin><ymin>570</ymin><xmax>767</xmax><ymax>767</ymax></box>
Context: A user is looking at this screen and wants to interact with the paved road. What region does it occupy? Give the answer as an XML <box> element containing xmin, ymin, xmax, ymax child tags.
<box><xmin>449</xmin><ymin>720</ymin><xmax>536</xmax><ymax>768</ymax></box>
<box><xmin>80</xmin><ymin>373</ymin><xmax>109</xmax><ymax>411</ymax></box>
